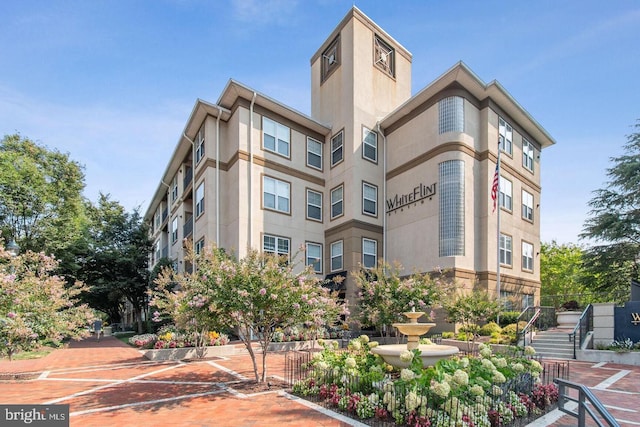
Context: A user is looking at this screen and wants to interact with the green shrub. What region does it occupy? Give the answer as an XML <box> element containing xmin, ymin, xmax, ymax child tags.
<box><xmin>460</xmin><ymin>323</ymin><xmax>480</xmax><ymax>334</ymax></box>
<box><xmin>456</xmin><ymin>332</ymin><xmax>474</xmax><ymax>341</ymax></box>
<box><xmin>441</xmin><ymin>331</ymin><xmax>454</xmax><ymax>339</ymax></box>
<box><xmin>495</xmin><ymin>311</ymin><xmax>520</xmax><ymax>327</ymax></box>
<box><xmin>501</xmin><ymin>322</ymin><xmax>528</xmax><ymax>344</ymax></box>
<box><xmin>478</xmin><ymin>322</ymin><xmax>502</xmax><ymax>336</ymax></box>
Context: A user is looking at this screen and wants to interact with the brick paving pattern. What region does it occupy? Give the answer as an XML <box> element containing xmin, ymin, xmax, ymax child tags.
<box><xmin>1</xmin><ymin>337</ymin><xmax>638</xmax><ymax>426</ymax></box>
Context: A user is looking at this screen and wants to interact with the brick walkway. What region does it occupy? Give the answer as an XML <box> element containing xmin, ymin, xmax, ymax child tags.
<box><xmin>0</xmin><ymin>338</ymin><xmax>637</xmax><ymax>426</ymax></box>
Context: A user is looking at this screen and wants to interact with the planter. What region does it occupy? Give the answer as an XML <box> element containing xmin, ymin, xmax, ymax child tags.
<box><xmin>577</xmin><ymin>349</ymin><xmax>640</xmax><ymax>366</ymax></box>
<box><xmin>556</xmin><ymin>311</ymin><xmax>582</xmax><ymax>329</ymax></box>
<box><xmin>142</xmin><ymin>345</ymin><xmax>237</xmax><ymax>361</ymax></box>
<box><xmin>103</xmin><ymin>326</ymin><xmax>112</xmax><ymax>337</ymax></box>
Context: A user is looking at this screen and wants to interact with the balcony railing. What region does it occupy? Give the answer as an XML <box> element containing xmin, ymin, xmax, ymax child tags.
<box><xmin>183</xmin><ymin>166</ymin><xmax>193</xmax><ymax>190</ymax></box>
<box><xmin>183</xmin><ymin>215</ymin><xmax>193</xmax><ymax>237</ymax></box>
<box><xmin>161</xmin><ymin>207</ymin><xmax>168</xmax><ymax>223</ymax></box>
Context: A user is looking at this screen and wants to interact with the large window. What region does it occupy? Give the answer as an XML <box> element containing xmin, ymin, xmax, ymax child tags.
<box><xmin>262</xmin><ymin>117</ymin><xmax>290</xmax><ymax>157</ymax></box>
<box><xmin>374</xmin><ymin>35</ymin><xmax>395</xmax><ymax>77</ymax></box>
<box><xmin>330</xmin><ymin>240</ymin><xmax>343</xmax><ymax>271</ymax></box>
<box><xmin>331</xmin><ymin>131</ymin><xmax>343</xmax><ymax>166</ymax></box>
<box><xmin>438</xmin><ymin>96</ymin><xmax>464</xmax><ymax>134</ymax></box>
<box><xmin>522</xmin><ymin>241</ymin><xmax>534</xmax><ymax>272</ymax></box>
<box><xmin>195</xmin><ymin>182</ymin><xmax>205</xmax><ymax>217</ymax></box>
<box><xmin>263</xmin><ymin>176</ymin><xmax>290</xmax><ymax>214</ymax></box>
<box><xmin>307</xmin><ymin>137</ymin><xmax>322</xmax><ymax>170</ymax></box>
<box><xmin>306</xmin><ymin>242</ymin><xmax>322</xmax><ymax>274</ymax></box>
<box><xmin>362</xmin><ymin>238</ymin><xmax>377</xmax><ymax>269</ymax></box>
<box><xmin>439</xmin><ymin>160</ymin><xmax>465</xmax><ymax>257</ymax></box>
<box><xmin>362</xmin><ymin>128</ymin><xmax>377</xmax><ymax>162</ymax></box>
<box><xmin>522</xmin><ymin>190</ymin><xmax>534</xmax><ymax>222</ymax></box>
<box><xmin>499</xmin><ymin>234</ymin><xmax>512</xmax><ymax>266</ymax></box>
<box><xmin>263</xmin><ymin>235</ymin><xmax>290</xmax><ymax>259</ymax></box>
<box><xmin>362</xmin><ymin>182</ymin><xmax>377</xmax><ymax>216</ymax></box>
<box><xmin>523</xmin><ymin>139</ymin><xmax>534</xmax><ymax>172</ymax></box>
<box><xmin>499</xmin><ymin>176</ymin><xmax>513</xmax><ymax>211</ymax></box>
<box><xmin>331</xmin><ymin>185</ymin><xmax>344</xmax><ymax>219</ymax></box>
<box><xmin>306</xmin><ymin>189</ymin><xmax>323</xmax><ymax>221</ymax></box>
<box><xmin>171</xmin><ymin>217</ymin><xmax>178</xmax><ymax>244</ymax></box>
<box><xmin>195</xmin><ymin>127</ymin><xmax>205</xmax><ymax>164</ymax></box>
<box><xmin>171</xmin><ymin>176</ymin><xmax>178</xmax><ymax>203</ymax></box>
<box><xmin>499</xmin><ymin>117</ymin><xmax>513</xmax><ymax>156</ymax></box>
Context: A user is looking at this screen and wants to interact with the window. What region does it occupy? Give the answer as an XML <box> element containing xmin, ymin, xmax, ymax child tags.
<box><xmin>523</xmin><ymin>139</ymin><xmax>534</xmax><ymax>172</ymax></box>
<box><xmin>263</xmin><ymin>235</ymin><xmax>290</xmax><ymax>260</ymax></box>
<box><xmin>522</xmin><ymin>190</ymin><xmax>534</xmax><ymax>222</ymax></box>
<box><xmin>262</xmin><ymin>117</ymin><xmax>290</xmax><ymax>157</ymax></box>
<box><xmin>321</xmin><ymin>35</ymin><xmax>340</xmax><ymax>82</ymax></box>
<box><xmin>171</xmin><ymin>217</ymin><xmax>178</xmax><ymax>244</ymax></box>
<box><xmin>307</xmin><ymin>137</ymin><xmax>322</xmax><ymax>169</ymax></box>
<box><xmin>154</xmin><ymin>210</ymin><xmax>161</xmax><ymax>231</ymax></box>
<box><xmin>438</xmin><ymin>96</ymin><xmax>464</xmax><ymax>134</ymax></box>
<box><xmin>306</xmin><ymin>242</ymin><xmax>322</xmax><ymax>273</ymax></box>
<box><xmin>195</xmin><ymin>238</ymin><xmax>205</xmax><ymax>255</ymax></box>
<box><xmin>499</xmin><ymin>176</ymin><xmax>513</xmax><ymax>211</ymax></box>
<box><xmin>171</xmin><ymin>176</ymin><xmax>178</xmax><ymax>203</ymax></box>
<box><xmin>362</xmin><ymin>182</ymin><xmax>377</xmax><ymax>216</ymax></box>
<box><xmin>306</xmin><ymin>189</ymin><xmax>322</xmax><ymax>221</ymax></box>
<box><xmin>499</xmin><ymin>234</ymin><xmax>512</xmax><ymax>266</ymax></box>
<box><xmin>331</xmin><ymin>131</ymin><xmax>343</xmax><ymax>166</ymax></box>
<box><xmin>330</xmin><ymin>240</ymin><xmax>343</xmax><ymax>271</ymax></box>
<box><xmin>522</xmin><ymin>241</ymin><xmax>534</xmax><ymax>271</ymax></box>
<box><xmin>154</xmin><ymin>240</ymin><xmax>161</xmax><ymax>263</ymax></box>
<box><xmin>500</xmin><ymin>290</ymin><xmax>516</xmax><ymax>311</ymax></box>
<box><xmin>439</xmin><ymin>160</ymin><xmax>465</xmax><ymax>257</ymax></box>
<box><xmin>195</xmin><ymin>127</ymin><xmax>205</xmax><ymax>164</ymax></box>
<box><xmin>499</xmin><ymin>117</ymin><xmax>513</xmax><ymax>155</ymax></box>
<box><xmin>330</xmin><ymin>185</ymin><xmax>343</xmax><ymax>219</ymax></box>
<box><xmin>362</xmin><ymin>128</ymin><xmax>377</xmax><ymax>162</ymax></box>
<box><xmin>374</xmin><ymin>35</ymin><xmax>395</xmax><ymax>77</ymax></box>
<box><xmin>195</xmin><ymin>182</ymin><xmax>205</xmax><ymax>217</ymax></box>
<box><xmin>263</xmin><ymin>176</ymin><xmax>290</xmax><ymax>214</ymax></box>
<box><xmin>362</xmin><ymin>238</ymin><xmax>377</xmax><ymax>269</ymax></box>
<box><xmin>522</xmin><ymin>294</ymin><xmax>534</xmax><ymax>310</ymax></box>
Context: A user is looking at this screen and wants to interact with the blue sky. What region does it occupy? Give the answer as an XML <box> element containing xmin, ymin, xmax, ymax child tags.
<box><xmin>1</xmin><ymin>0</ymin><xmax>638</xmax><ymax>245</ymax></box>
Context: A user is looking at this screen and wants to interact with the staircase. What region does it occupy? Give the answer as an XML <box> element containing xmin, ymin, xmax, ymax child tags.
<box><xmin>529</xmin><ymin>328</ymin><xmax>575</xmax><ymax>359</ymax></box>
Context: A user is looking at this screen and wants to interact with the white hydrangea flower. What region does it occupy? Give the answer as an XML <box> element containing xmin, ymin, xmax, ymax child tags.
<box><xmin>399</xmin><ymin>350</ymin><xmax>414</xmax><ymax>362</ymax></box>
<box><xmin>493</xmin><ymin>371</ymin><xmax>506</xmax><ymax>383</ymax></box>
<box><xmin>459</xmin><ymin>357</ymin><xmax>470</xmax><ymax>368</ymax></box>
<box><xmin>400</xmin><ymin>368</ymin><xmax>415</xmax><ymax>381</ymax></box>
<box><xmin>470</xmin><ymin>384</ymin><xmax>484</xmax><ymax>396</ymax></box>
<box><xmin>512</xmin><ymin>362</ymin><xmax>525</xmax><ymax>373</ymax></box>
<box><xmin>479</xmin><ymin>347</ymin><xmax>492</xmax><ymax>358</ymax></box>
<box><xmin>452</xmin><ymin>369</ymin><xmax>469</xmax><ymax>386</ymax></box>
<box><xmin>491</xmin><ymin>385</ymin><xmax>503</xmax><ymax>396</ymax></box>
<box><xmin>359</xmin><ymin>334</ymin><xmax>370</xmax><ymax>343</ymax></box>
<box><xmin>430</xmin><ymin>380</ymin><xmax>451</xmax><ymax>398</ymax></box>
<box><xmin>524</xmin><ymin>346</ymin><xmax>536</xmax><ymax>356</ymax></box>
<box><xmin>345</xmin><ymin>357</ymin><xmax>357</xmax><ymax>369</ymax></box>
<box><xmin>493</xmin><ymin>357</ymin><xmax>507</xmax><ymax>368</ymax></box>
<box><xmin>405</xmin><ymin>391</ymin><xmax>421</xmax><ymax>411</ymax></box>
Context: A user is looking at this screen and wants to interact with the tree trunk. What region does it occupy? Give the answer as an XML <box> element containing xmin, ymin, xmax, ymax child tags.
<box><xmin>240</xmin><ymin>325</ymin><xmax>260</xmax><ymax>382</ymax></box>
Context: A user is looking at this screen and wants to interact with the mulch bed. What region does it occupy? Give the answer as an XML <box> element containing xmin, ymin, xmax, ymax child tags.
<box><xmin>227</xmin><ymin>377</ymin><xmax>289</xmax><ymax>394</ymax></box>
<box><xmin>0</xmin><ymin>372</ymin><xmax>41</xmax><ymax>381</ymax></box>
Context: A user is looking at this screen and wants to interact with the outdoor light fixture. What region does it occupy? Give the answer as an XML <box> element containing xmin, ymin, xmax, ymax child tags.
<box><xmin>6</xmin><ymin>239</ymin><xmax>19</xmax><ymax>257</ymax></box>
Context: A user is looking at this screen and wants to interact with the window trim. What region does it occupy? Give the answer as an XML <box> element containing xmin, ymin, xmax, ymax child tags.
<box><xmin>499</xmin><ymin>233</ymin><xmax>513</xmax><ymax>267</ymax></box>
<box><xmin>330</xmin><ymin>130</ymin><xmax>344</xmax><ymax>167</ymax></box>
<box><xmin>262</xmin><ymin>234</ymin><xmax>291</xmax><ymax>261</ymax></box>
<box><xmin>321</xmin><ymin>35</ymin><xmax>341</xmax><ymax>83</ymax></box>
<box><xmin>171</xmin><ymin>176</ymin><xmax>178</xmax><ymax>204</ymax></box>
<box><xmin>330</xmin><ymin>184</ymin><xmax>344</xmax><ymax>220</ymax></box>
<box><xmin>262</xmin><ymin>116</ymin><xmax>291</xmax><ymax>158</ymax></box>
<box><xmin>521</xmin><ymin>189</ymin><xmax>534</xmax><ymax>223</ymax></box>
<box><xmin>362</xmin><ymin>238</ymin><xmax>377</xmax><ymax>269</ymax></box>
<box><xmin>306</xmin><ymin>188</ymin><xmax>323</xmax><ymax>222</ymax></box>
<box><xmin>330</xmin><ymin>240</ymin><xmax>343</xmax><ymax>272</ymax></box>
<box><xmin>522</xmin><ymin>138</ymin><xmax>535</xmax><ymax>173</ymax></box>
<box><xmin>362</xmin><ymin>181</ymin><xmax>378</xmax><ymax>217</ymax></box>
<box><xmin>306</xmin><ymin>241</ymin><xmax>323</xmax><ymax>274</ymax></box>
<box><xmin>171</xmin><ymin>217</ymin><xmax>178</xmax><ymax>245</ymax></box>
<box><xmin>195</xmin><ymin>181</ymin><xmax>205</xmax><ymax>218</ymax></box>
<box><xmin>373</xmin><ymin>34</ymin><xmax>395</xmax><ymax>78</ymax></box>
<box><xmin>195</xmin><ymin>237</ymin><xmax>205</xmax><ymax>255</ymax></box>
<box><xmin>195</xmin><ymin>127</ymin><xmax>205</xmax><ymax>164</ymax></box>
<box><xmin>522</xmin><ymin>240</ymin><xmax>534</xmax><ymax>272</ymax></box>
<box><xmin>362</xmin><ymin>127</ymin><xmax>378</xmax><ymax>163</ymax></box>
<box><xmin>262</xmin><ymin>175</ymin><xmax>291</xmax><ymax>215</ymax></box>
<box><xmin>499</xmin><ymin>117</ymin><xmax>513</xmax><ymax>157</ymax></box>
<box><xmin>306</xmin><ymin>137</ymin><xmax>323</xmax><ymax>170</ymax></box>
<box><xmin>499</xmin><ymin>175</ymin><xmax>513</xmax><ymax>212</ymax></box>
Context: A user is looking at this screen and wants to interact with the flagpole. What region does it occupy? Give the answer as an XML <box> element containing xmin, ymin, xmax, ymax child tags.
<box><xmin>496</xmin><ymin>136</ymin><xmax>502</xmax><ymax>325</ymax></box>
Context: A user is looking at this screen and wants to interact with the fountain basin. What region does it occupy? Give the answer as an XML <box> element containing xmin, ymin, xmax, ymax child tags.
<box><xmin>371</xmin><ymin>344</ymin><xmax>459</xmax><ymax>368</ymax></box>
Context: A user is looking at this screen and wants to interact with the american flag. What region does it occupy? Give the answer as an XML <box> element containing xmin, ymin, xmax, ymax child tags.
<box><xmin>491</xmin><ymin>162</ymin><xmax>499</xmax><ymax>212</ymax></box>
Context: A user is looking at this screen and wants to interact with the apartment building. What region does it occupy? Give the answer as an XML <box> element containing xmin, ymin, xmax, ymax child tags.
<box><xmin>145</xmin><ymin>7</ymin><xmax>555</xmax><ymax>310</ymax></box>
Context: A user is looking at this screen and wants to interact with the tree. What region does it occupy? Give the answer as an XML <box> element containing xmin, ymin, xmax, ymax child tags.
<box><xmin>0</xmin><ymin>134</ymin><xmax>87</xmax><ymax>257</ymax></box>
<box><xmin>352</xmin><ymin>260</ymin><xmax>443</xmax><ymax>337</ymax></box>
<box><xmin>540</xmin><ymin>241</ymin><xmax>589</xmax><ymax>307</ymax></box>
<box><xmin>0</xmin><ymin>244</ymin><xmax>93</xmax><ymax>360</ymax></box>
<box><xmin>581</xmin><ymin>120</ymin><xmax>640</xmax><ymax>301</ymax></box>
<box><xmin>151</xmin><ymin>246</ymin><xmax>346</xmax><ymax>382</ymax></box>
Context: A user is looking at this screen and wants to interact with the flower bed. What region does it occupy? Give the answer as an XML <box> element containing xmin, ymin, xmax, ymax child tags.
<box><xmin>142</xmin><ymin>344</ymin><xmax>237</xmax><ymax>361</ymax></box>
<box><xmin>291</xmin><ymin>336</ymin><xmax>561</xmax><ymax>426</ymax></box>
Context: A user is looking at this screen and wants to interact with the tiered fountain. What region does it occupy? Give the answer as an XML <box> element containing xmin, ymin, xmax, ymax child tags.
<box><xmin>371</xmin><ymin>311</ymin><xmax>459</xmax><ymax>368</ymax></box>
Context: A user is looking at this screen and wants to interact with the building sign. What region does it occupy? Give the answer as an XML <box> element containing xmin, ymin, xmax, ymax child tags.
<box><xmin>614</xmin><ymin>301</ymin><xmax>640</xmax><ymax>342</ymax></box>
<box><xmin>386</xmin><ymin>182</ymin><xmax>436</xmax><ymax>214</ymax></box>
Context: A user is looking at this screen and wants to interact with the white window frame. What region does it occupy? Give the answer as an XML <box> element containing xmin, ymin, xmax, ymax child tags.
<box><xmin>499</xmin><ymin>117</ymin><xmax>513</xmax><ymax>156</ymax></box>
<box><xmin>263</xmin><ymin>176</ymin><xmax>290</xmax><ymax>214</ymax></box>
<box><xmin>171</xmin><ymin>217</ymin><xmax>178</xmax><ymax>244</ymax></box>
<box><xmin>262</xmin><ymin>117</ymin><xmax>290</xmax><ymax>157</ymax></box>
<box><xmin>362</xmin><ymin>182</ymin><xmax>377</xmax><ymax>216</ymax></box>
<box><xmin>306</xmin><ymin>189</ymin><xmax>323</xmax><ymax>221</ymax></box>
<box><xmin>195</xmin><ymin>128</ymin><xmax>205</xmax><ymax>164</ymax></box>
<box><xmin>331</xmin><ymin>131</ymin><xmax>343</xmax><ymax>166</ymax></box>
<box><xmin>362</xmin><ymin>127</ymin><xmax>377</xmax><ymax>162</ymax></box>
<box><xmin>195</xmin><ymin>182</ymin><xmax>205</xmax><ymax>217</ymax></box>
<box><xmin>499</xmin><ymin>176</ymin><xmax>513</xmax><ymax>212</ymax></box>
<box><xmin>522</xmin><ymin>190</ymin><xmax>534</xmax><ymax>222</ymax></box>
<box><xmin>523</xmin><ymin>139</ymin><xmax>534</xmax><ymax>172</ymax></box>
<box><xmin>263</xmin><ymin>234</ymin><xmax>290</xmax><ymax>260</ymax></box>
<box><xmin>195</xmin><ymin>238</ymin><xmax>205</xmax><ymax>255</ymax></box>
<box><xmin>330</xmin><ymin>240</ymin><xmax>343</xmax><ymax>272</ymax></box>
<box><xmin>330</xmin><ymin>185</ymin><xmax>344</xmax><ymax>219</ymax></box>
<box><xmin>171</xmin><ymin>176</ymin><xmax>178</xmax><ymax>203</ymax></box>
<box><xmin>522</xmin><ymin>241</ymin><xmax>534</xmax><ymax>272</ymax></box>
<box><xmin>306</xmin><ymin>242</ymin><xmax>323</xmax><ymax>274</ymax></box>
<box><xmin>362</xmin><ymin>238</ymin><xmax>377</xmax><ymax>269</ymax></box>
<box><xmin>306</xmin><ymin>137</ymin><xmax>323</xmax><ymax>170</ymax></box>
<box><xmin>499</xmin><ymin>233</ymin><xmax>512</xmax><ymax>266</ymax></box>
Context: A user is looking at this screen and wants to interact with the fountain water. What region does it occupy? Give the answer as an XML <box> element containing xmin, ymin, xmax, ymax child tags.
<box><xmin>371</xmin><ymin>311</ymin><xmax>459</xmax><ymax>368</ymax></box>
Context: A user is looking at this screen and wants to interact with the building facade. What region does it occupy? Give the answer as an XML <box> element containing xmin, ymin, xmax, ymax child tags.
<box><xmin>145</xmin><ymin>7</ymin><xmax>555</xmax><ymax>312</ymax></box>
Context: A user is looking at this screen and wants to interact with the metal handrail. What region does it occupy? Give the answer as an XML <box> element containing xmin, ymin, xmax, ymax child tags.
<box><xmin>554</xmin><ymin>378</ymin><xmax>619</xmax><ymax>426</ymax></box>
<box><xmin>517</xmin><ymin>307</ymin><xmax>540</xmax><ymax>346</ymax></box>
<box><xmin>570</xmin><ymin>304</ymin><xmax>593</xmax><ymax>359</ymax></box>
